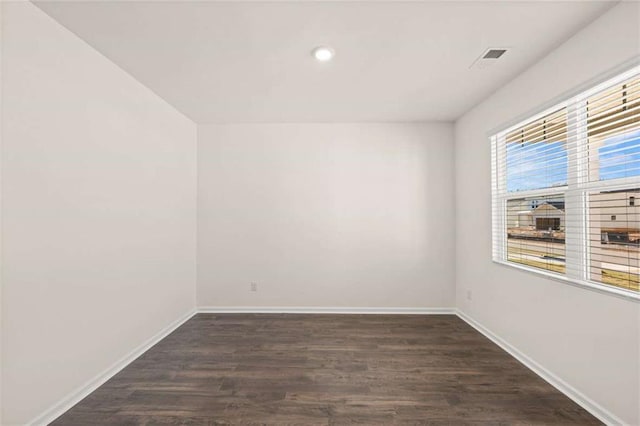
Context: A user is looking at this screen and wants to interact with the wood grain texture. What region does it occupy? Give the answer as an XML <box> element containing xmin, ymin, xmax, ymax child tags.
<box><xmin>51</xmin><ymin>314</ymin><xmax>601</xmax><ymax>425</ymax></box>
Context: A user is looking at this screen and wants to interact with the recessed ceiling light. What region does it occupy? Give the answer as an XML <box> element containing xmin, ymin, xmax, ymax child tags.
<box><xmin>312</xmin><ymin>46</ymin><xmax>334</xmax><ymax>62</ymax></box>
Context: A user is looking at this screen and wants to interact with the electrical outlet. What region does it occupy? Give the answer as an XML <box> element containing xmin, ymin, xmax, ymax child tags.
<box><xmin>250</xmin><ymin>282</ymin><xmax>258</xmax><ymax>292</ymax></box>
<box><xmin>466</xmin><ymin>290</ymin><xmax>472</xmax><ymax>301</ymax></box>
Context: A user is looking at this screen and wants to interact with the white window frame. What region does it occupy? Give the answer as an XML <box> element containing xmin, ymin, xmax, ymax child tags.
<box><xmin>491</xmin><ymin>64</ymin><xmax>640</xmax><ymax>301</ymax></box>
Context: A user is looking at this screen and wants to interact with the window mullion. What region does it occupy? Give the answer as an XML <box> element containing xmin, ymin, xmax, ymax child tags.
<box><xmin>564</xmin><ymin>98</ymin><xmax>587</xmax><ymax>280</ymax></box>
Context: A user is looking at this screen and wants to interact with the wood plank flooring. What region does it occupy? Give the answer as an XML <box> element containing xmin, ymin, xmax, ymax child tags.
<box><xmin>51</xmin><ymin>314</ymin><xmax>601</xmax><ymax>425</ymax></box>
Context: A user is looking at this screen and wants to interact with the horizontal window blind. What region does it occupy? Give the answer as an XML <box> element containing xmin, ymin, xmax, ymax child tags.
<box><xmin>492</xmin><ymin>65</ymin><xmax>640</xmax><ymax>298</ymax></box>
<box><xmin>588</xmin><ymin>189</ymin><xmax>639</xmax><ymax>291</ymax></box>
<box><xmin>506</xmin><ymin>195</ymin><xmax>566</xmax><ymax>274</ymax></box>
<box><xmin>504</xmin><ymin>108</ymin><xmax>568</xmax><ymax>193</ymax></box>
<box><xmin>586</xmin><ymin>75</ymin><xmax>640</xmax><ymax>182</ymax></box>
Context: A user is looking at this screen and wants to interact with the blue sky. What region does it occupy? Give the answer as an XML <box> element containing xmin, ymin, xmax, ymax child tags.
<box><xmin>506</xmin><ymin>140</ymin><xmax>567</xmax><ymax>192</ymax></box>
<box><xmin>506</xmin><ymin>129</ymin><xmax>640</xmax><ymax>192</ymax></box>
<box><xmin>598</xmin><ymin>130</ymin><xmax>640</xmax><ymax>180</ymax></box>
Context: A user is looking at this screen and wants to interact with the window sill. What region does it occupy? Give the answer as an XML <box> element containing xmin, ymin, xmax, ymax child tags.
<box><xmin>492</xmin><ymin>259</ymin><xmax>640</xmax><ymax>302</ymax></box>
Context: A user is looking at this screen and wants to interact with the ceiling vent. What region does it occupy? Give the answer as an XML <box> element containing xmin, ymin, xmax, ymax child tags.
<box><xmin>483</xmin><ymin>49</ymin><xmax>507</xmax><ymax>59</ymax></box>
<box><xmin>470</xmin><ymin>48</ymin><xmax>509</xmax><ymax>69</ymax></box>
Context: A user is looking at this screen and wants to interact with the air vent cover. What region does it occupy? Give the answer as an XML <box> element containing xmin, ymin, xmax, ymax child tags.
<box><xmin>483</xmin><ymin>49</ymin><xmax>507</xmax><ymax>59</ymax></box>
<box><xmin>470</xmin><ymin>47</ymin><xmax>509</xmax><ymax>69</ymax></box>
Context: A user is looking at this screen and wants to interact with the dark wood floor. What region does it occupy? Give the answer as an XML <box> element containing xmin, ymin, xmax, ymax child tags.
<box><xmin>52</xmin><ymin>314</ymin><xmax>600</xmax><ymax>425</ymax></box>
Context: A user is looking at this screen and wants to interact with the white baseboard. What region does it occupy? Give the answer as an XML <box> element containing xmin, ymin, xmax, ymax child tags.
<box><xmin>455</xmin><ymin>309</ymin><xmax>624</xmax><ymax>426</ymax></box>
<box><xmin>197</xmin><ymin>306</ymin><xmax>455</xmax><ymax>315</ymax></box>
<box><xmin>28</xmin><ymin>308</ymin><xmax>198</xmax><ymax>426</ymax></box>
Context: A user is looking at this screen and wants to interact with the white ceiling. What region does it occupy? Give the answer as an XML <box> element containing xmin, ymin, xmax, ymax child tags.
<box><xmin>34</xmin><ymin>1</ymin><xmax>615</xmax><ymax>123</ymax></box>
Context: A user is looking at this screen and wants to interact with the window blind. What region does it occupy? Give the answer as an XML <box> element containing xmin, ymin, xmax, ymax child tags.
<box><xmin>586</xmin><ymin>75</ymin><xmax>640</xmax><ymax>182</ymax></box>
<box><xmin>504</xmin><ymin>107</ymin><xmax>568</xmax><ymax>193</ymax></box>
<box><xmin>492</xmin><ymin>65</ymin><xmax>640</xmax><ymax>298</ymax></box>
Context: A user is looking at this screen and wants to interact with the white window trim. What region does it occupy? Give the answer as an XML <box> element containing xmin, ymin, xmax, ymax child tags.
<box><xmin>491</xmin><ymin>63</ymin><xmax>640</xmax><ymax>302</ymax></box>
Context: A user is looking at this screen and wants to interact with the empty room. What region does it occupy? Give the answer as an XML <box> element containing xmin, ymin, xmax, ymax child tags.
<box><xmin>1</xmin><ymin>0</ymin><xmax>639</xmax><ymax>425</ymax></box>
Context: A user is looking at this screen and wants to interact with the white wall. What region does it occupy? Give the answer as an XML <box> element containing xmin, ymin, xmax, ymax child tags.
<box><xmin>1</xmin><ymin>2</ymin><xmax>197</xmax><ymax>424</ymax></box>
<box><xmin>198</xmin><ymin>123</ymin><xmax>454</xmax><ymax>309</ymax></box>
<box><xmin>0</xmin><ymin>1</ymin><xmax>4</xmax><ymax>421</ymax></box>
<box><xmin>455</xmin><ymin>2</ymin><xmax>640</xmax><ymax>425</ymax></box>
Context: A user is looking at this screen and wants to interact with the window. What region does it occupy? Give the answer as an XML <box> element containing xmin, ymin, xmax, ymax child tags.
<box><xmin>506</xmin><ymin>195</ymin><xmax>565</xmax><ymax>274</ymax></box>
<box><xmin>590</xmin><ymin>189</ymin><xmax>639</xmax><ymax>291</ymax></box>
<box><xmin>492</xmin><ymin>65</ymin><xmax>640</xmax><ymax>299</ymax></box>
